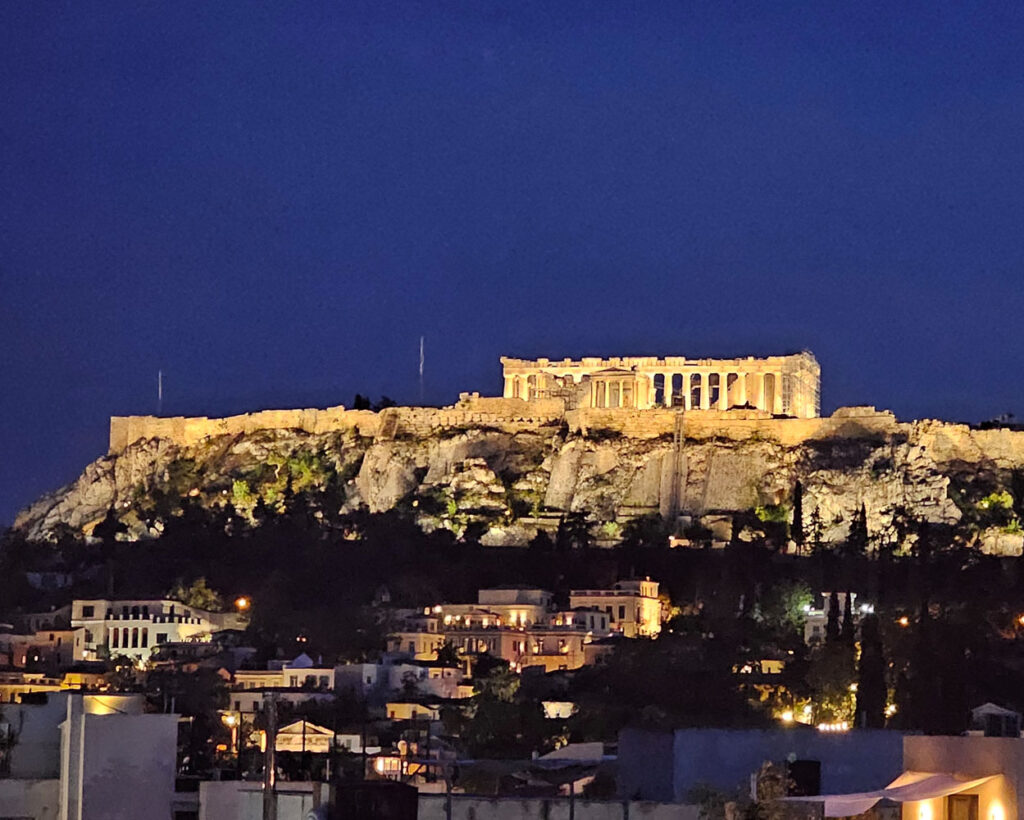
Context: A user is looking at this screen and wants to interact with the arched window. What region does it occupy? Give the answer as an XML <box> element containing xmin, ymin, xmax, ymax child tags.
<box><xmin>141</xmin><ymin>628</ymin><xmax>149</xmax><ymax>648</ymax></box>
<box><xmin>111</xmin><ymin>629</ymin><xmax>119</xmax><ymax>649</ymax></box>
<box><xmin>131</xmin><ymin>628</ymin><xmax>139</xmax><ymax>648</ymax></box>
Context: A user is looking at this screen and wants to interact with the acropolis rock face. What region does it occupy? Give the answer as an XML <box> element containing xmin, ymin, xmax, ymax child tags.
<box><xmin>12</xmin><ymin>392</ymin><xmax>1024</xmax><ymax>550</ymax></box>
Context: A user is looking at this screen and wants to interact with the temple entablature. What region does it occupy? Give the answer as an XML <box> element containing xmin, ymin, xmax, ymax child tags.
<box><xmin>500</xmin><ymin>351</ymin><xmax>821</xmax><ymax>418</ymax></box>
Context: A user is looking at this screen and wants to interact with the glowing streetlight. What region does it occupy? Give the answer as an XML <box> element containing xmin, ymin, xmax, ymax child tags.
<box><xmin>235</xmin><ymin>596</ymin><xmax>250</xmax><ymax>611</ymax></box>
<box><xmin>897</xmin><ymin>616</ymin><xmax>910</xmax><ymax>627</ymax></box>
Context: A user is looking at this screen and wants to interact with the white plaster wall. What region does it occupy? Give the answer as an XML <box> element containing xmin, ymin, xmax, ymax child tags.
<box><xmin>0</xmin><ymin>778</ymin><xmax>60</xmax><ymax>820</ymax></box>
<box><xmin>3</xmin><ymin>695</ymin><xmax>66</xmax><ymax>779</ymax></box>
<box><xmin>76</xmin><ymin>713</ymin><xmax>178</xmax><ymax>820</ymax></box>
<box><xmin>417</xmin><ymin>796</ymin><xmax>699</xmax><ymax>820</ymax></box>
<box><xmin>198</xmin><ymin>782</ymin><xmax>329</xmax><ymax>820</ymax></box>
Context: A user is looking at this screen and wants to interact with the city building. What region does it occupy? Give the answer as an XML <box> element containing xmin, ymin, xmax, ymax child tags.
<box><xmin>569</xmin><ymin>578</ymin><xmax>662</xmax><ymax>638</ymax></box>
<box><xmin>384</xmin><ymin>583</ymin><xmax>650</xmax><ymax>672</ymax></box>
<box><xmin>69</xmin><ymin>598</ymin><xmax>245</xmax><ymax>662</ymax></box>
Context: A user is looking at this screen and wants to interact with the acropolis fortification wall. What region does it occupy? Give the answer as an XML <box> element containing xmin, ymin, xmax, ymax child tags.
<box><xmin>108</xmin><ymin>396</ymin><xmax>1024</xmax><ymax>469</ymax></box>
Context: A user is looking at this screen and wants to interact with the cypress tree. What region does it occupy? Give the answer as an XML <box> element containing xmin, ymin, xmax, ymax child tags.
<box><xmin>792</xmin><ymin>481</ymin><xmax>805</xmax><ymax>552</ymax></box>
<box><xmin>826</xmin><ymin>589</ymin><xmax>841</xmax><ymax>643</ymax></box>
<box><xmin>856</xmin><ymin>614</ymin><xmax>887</xmax><ymax>728</ymax></box>
<box><xmin>841</xmin><ymin>591</ymin><xmax>855</xmax><ymax>645</ymax></box>
<box><xmin>847</xmin><ymin>504</ymin><xmax>869</xmax><ymax>556</ymax></box>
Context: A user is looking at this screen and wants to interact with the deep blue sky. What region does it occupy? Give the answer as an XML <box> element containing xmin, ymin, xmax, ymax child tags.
<box><xmin>4</xmin><ymin>2</ymin><xmax>1024</xmax><ymax>526</ymax></box>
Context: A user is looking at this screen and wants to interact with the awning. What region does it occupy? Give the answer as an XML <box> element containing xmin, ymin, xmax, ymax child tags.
<box><xmin>781</xmin><ymin>770</ymin><xmax>997</xmax><ymax>817</ymax></box>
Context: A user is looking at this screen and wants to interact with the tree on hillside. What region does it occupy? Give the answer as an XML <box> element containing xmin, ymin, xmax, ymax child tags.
<box><xmin>841</xmin><ymin>592</ymin><xmax>856</xmax><ymax>645</ymax></box>
<box><xmin>808</xmin><ymin>507</ymin><xmax>824</xmax><ymax>553</ymax></box>
<box><xmin>845</xmin><ymin>504</ymin><xmax>869</xmax><ymax>557</ymax></box>
<box><xmin>791</xmin><ymin>481</ymin><xmax>805</xmax><ymax>553</ymax></box>
<box><xmin>855</xmin><ymin>614</ymin><xmax>887</xmax><ymax>728</ymax></box>
<box><xmin>555</xmin><ymin>513</ymin><xmax>592</xmax><ymax>551</ymax></box>
<box><xmin>825</xmin><ymin>590</ymin><xmax>841</xmax><ymax>643</ymax></box>
<box><xmin>167</xmin><ymin>577</ymin><xmax>225</xmax><ymax>612</ymax></box>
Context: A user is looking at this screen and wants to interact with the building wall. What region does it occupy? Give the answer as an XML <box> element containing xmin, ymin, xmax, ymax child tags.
<box><xmin>618</xmin><ymin>728</ymin><xmax>905</xmax><ymax>803</ymax></box>
<box><xmin>569</xmin><ymin>584</ymin><xmax>660</xmax><ymax>638</ymax></box>
<box><xmin>198</xmin><ymin>781</ymin><xmax>330</xmax><ymax>820</ymax></box>
<box><xmin>902</xmin><ymin>736</ymin><xmax>1024</xmax><ymax>820</ymax></box>
<box><xmin>71</xmin><ymin>598</ymin><xmax>236</xmax><ymax>661</ymax></box>
<box><xmin>63</xmin><ymin>708</ymin><xmax>179</xmax><ymax>820</ymax></box>
<box><xmin>418</xmin><ymin>795</ymin><xmax>700</xmax><ymax>820</ymax></box>
<box><xmin>0</xmin><ymin>778</ymin><xmax>60</xmax><ymax>820</ymax></box>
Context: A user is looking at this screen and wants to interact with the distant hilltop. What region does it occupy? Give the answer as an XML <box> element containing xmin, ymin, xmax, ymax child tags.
<box><xmin>14</xmin><ymin>354</ymin><xmax>1024</xmax><ymax>557</ymax></box>
<box><xmin>110</xmin><ymin>351</ymin><xmax>821</xmax><ymax>453</ymax></box>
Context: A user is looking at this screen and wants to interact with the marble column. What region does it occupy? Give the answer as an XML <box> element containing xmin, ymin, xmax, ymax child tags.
<box><xmin>699</xmin><ymin>372</ymin><xmax>710</xmax><ymax>410</ymax></box>
<box><xmin>682</xmin><ymin>373</ymin><xmax>692</xmax><ymax>410</ymax></box>
<box><xmin>718</xmin><ymin>373</ymin><xmax>729</xmax><ymax>410</ymax></box>
<box><xmin>737</xmin><ymin>372</ymin><xmax>747</xmax><ymax>406</ymax></box>
<box><xmin>773</xmin><ymin>373</ymin><xmax>784</xmax><ymax>414</ymax></box>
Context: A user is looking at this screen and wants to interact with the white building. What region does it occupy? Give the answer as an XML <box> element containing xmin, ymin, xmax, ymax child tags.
<box><xmin>70</xmin><ymin>598</ymin><xmax>245</xmax><ymax>662</ymax></box>
<box><xmin>569</xmin><ymin>578</ymin><xmax>662</xmax><ymax>638</ymax></box>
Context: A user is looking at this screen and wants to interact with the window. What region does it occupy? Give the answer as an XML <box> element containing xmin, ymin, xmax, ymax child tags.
<box><xmin>408</xmin><ymin>642</ymin><xmax>415</xmax><ymax>653</ymax></box>
<box><xmin>82</xmin><ymin>606</ymin><xmax>94</xmax><ymax>618</ymax></box>
<box><xmin>131</xmin><ymin>628</ymin><xmax>139</xmax><ymax>648</ymax></box>
<box><xmin>618</xmin><ymin>606</ymin><xmax>626</xmax><ymax>620</ymax></box>
<box><xmin>947</xmin><ymin>794</ymin><xmax>978</xmax><ymax>820</ymax></box>
<box><xmin>141</xmin><ymin>628</ymin><xmax>148</xmax><ymax>647</ymax></box>
<box><xmin>157</xmin><ymin>633</ymin><xmax>168</xmax><ymax>645</ymax></box>
<box><xmin>234</xmin><ymin>701</ymin><xmax>241</xmax><ymax>711</ymax></box>
<box><xmin>85</xmin><ymin>630</ymin><xmax>94</xmax><ymax>644</ymax></box>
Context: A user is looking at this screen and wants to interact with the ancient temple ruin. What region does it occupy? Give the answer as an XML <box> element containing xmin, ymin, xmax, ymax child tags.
<box><xmin>500</xmin><ymin>352</ymin><xmax>821</xmax><ymax>418</ymax></box>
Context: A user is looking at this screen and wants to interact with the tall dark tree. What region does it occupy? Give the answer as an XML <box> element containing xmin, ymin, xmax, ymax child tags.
<box><xmin>791</xmin><ymin>481</ymin><xmax>805</xmax><ymax>552</ymax></box>
<box><xmin>855</xmin><ymin>614</ymin><xmax>887</xmax><ymax>728</ymax></box>
<box><xmin>841</xmin><ymin>591</ymin><xmax>855</xmax><ymax>645</ymax></box>
<box><xmin>825</xmin><ymin>589</ymin><xmax>841</xmax><ymax>643</ymax></box>
<box><xmin>808</xmin><ymin>506</ymin><xmax>824</xmax><ymax>554</ymax></box>
<box><xmin>846</xmin><ymin>504</ymin><xmax>869</xmax><ymax>556</ymax></box>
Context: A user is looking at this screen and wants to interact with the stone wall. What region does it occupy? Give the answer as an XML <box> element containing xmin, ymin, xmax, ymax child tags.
<box><xmin>566</xmin><ymin>405</ymin><xmax>902</xmax><ymax>445</ymax></box>
<box><xmin>109</xmin><ymin>397</ymin><xmax>565</xmax><ymax>454</ymax></box>
<box><xmin>108</xmin><ymin>406</ymin><xmax>381</xmax><ymax>453</ymax></box>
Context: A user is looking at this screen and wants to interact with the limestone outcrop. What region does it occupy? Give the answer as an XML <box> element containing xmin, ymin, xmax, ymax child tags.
<box><xmin>11</xmin><ymin>402</ymin><xmax>1024</xmax><ymax>549</ymax></box>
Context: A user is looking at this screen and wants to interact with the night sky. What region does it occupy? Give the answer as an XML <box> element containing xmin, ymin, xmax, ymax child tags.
<box><xmin>4</xmin><ymin>2</ymin><xmax>1024</xmax><ymax>526</ymax></box>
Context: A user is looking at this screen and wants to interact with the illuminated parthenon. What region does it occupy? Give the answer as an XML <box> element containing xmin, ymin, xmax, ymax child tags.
<box><xmin>500</xmin><ymin>352</ymin><xmax>821</xmax><ymax>418</ymax></box>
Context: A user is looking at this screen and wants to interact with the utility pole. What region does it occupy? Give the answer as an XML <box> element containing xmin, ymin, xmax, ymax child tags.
<box><xmin>263</xmin><ymin>694</ymin><xmax>277</xmax><ymax>820</ymax></box>
<box><xmin>418</xmin><ymin>336</ymin><xmax>425</xmax><ymax>404</ymax></box>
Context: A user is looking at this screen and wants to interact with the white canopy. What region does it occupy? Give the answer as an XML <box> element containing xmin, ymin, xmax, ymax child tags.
<box><xmin>782</xmin><ymin>770</ymin><xmax>996</xmax><ymax>817</ymax></box>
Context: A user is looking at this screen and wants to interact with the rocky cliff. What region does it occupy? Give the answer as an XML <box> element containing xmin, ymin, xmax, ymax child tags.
<box><xmin>13</xmin><ymin>401</ymin><xmax>1024</xmax><ymax>553</ymax></box>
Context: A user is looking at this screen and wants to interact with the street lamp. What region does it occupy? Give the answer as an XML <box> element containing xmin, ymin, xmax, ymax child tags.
<box><xmin>235</xmin><ymin>597</ymin><xmax>250</xmax><ymax>611</ymax></box>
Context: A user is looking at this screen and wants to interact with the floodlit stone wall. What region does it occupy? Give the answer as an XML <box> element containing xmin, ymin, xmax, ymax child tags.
<box><xmin>108</xmin><ymin>396</ymin><xmax>566</xmax><ymax>454</ymax></box>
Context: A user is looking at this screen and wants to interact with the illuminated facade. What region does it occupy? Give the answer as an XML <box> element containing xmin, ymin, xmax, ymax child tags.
<box><xmin>501</xmin><ymin>351</ymin><xmax>821</xmax><ymax>417</ymax></box>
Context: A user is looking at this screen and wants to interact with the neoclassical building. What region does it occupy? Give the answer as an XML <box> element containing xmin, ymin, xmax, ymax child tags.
<box><xmin>501</xmin><ymin>351</ymin><xmax>820</xmax><ymax>418</ymax></box>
